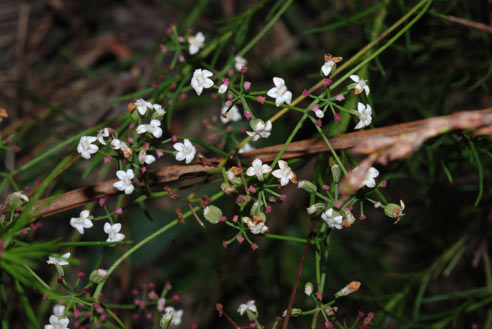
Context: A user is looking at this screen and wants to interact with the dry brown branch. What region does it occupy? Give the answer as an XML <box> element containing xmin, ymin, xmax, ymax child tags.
<box><xmin>444</xmin><ymin>14</ymin><xmax>492</xmax><ymax>34</ymax></box>
<box><xmin>22</xmin><ymin>108</ymin><xmax>492</xmax><ymax>218</ymax></box>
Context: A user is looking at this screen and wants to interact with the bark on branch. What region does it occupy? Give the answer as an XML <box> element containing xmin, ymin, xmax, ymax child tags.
<box><xmin>22</xmin><ymin>108</ymin><xmax>492</xmax><ymax>218</ymax></box>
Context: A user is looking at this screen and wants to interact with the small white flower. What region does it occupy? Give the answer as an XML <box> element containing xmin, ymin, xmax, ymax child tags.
<box><xmin>12</xmin><ymin>191</ymin><xmax>29</xmax><ymax>203</ymax></box>
<box><xmin>45</xmin><ymin>314</ymin><xmax>69</xmax><ymax>329</ymax></box>
<box><xmin>188</xmin><ymin>31</ymin><xmax>205</xmax><ymax>55</ymax></box>
<box><xmin>53</xmin><ymin>305</ymin><xmax>65</xmax><ymax>318</ymax></box>
<box><xmin>47</xmin><ymin>253</ymin><xmax>70</xmax><ymax>266</ymax></box>
<box><xmin>136</xmin><ymin>119</ymin><xmax>163</xmax><ymax>138</ymax></box>
<box><xmin>321</xmin><ymin>208</ymin><xmax>343</xmax><ymax>230</ymax></box>
<box><xmin>221</xmin><ymin>105</ymin><xmax>242</xmax><ymax>124</ymax></box>
<box><xmin>152</xmin><ymin>104</ymin><xmax>166</xmax><ymax>116</ymax></box>
<box><xmin>77</xmin><ymin>136</ymin><xmax>99</xmax><ymax>159</ymax></box>
<box><xmin>138</xmin><ymin>150</ymin><xmax>156</xmax><ymax>165</ymax></box>
<box><xmin>355</xmin><ymin>166</ymin><xmax>379</xmax><ymax>188</ymax></box>
<box><xmin>238</xmin><ymin>142</ymin><xmax>255</xmax><ymax>154</ymax></box>
<box><xmin>110</xmin><ymin>139</ymin><xmax>127</xmax><ymax>150</ymax></box>
<box><xmin>304</xmin><ymin>282</ymin><xmax>313</xmax><ymax>296</ymax></box>
<box><xmin>246</xmin><ymin>120</ymin><xmax>272</xmax><ymax>141</ymax></box>
<box><xmin>267</xmin><ymin>77</ymin><xmax>292</xmax><ymax>107</ymax></box>
<box><xmin>234</xmin><ymin>55</ymin><xmax>247</xmax><ymax>71</ymax></box>
<box><xmin>218</xmin><ymin>84</ymin><xmax>228</xmax><ymax>94</ymax></box>
<box><xmin>350</xmin><ymin>75</ymin><xmax>370</xmax><ymax>96</ymax></box>
<box><xmin>354</xmin><ymin>102</ymin><xmax>372</xmax><ymax>129</ymax></box>
<box><xmin>242</xmin><ymin>216</ymin><xmax>269</xmax><ymax>234</ymax></box>
<box><xmin>104</xmin><ymin>222</ymin><xmax>125</xmax><ymax>242</ymax></box>
<box><xmin>238</xmin><ymin>300</ymin><xmax>257</xmax><ymax>316</ymax></box>
<box><xmin>164</xmin><ymin>306</ymin><xmax>183</xmax><ymax>325</ymax></box>
<box><xmin>321</xmin><ymin>60</ymin><xmax>336</xmax><ymax>76</ymax></box>
<box><xmin>113</xmin><ymin>169</ymin><xmax>135</xmax><ymax>194</ymax></box>
<box><xmin>306</xmin><ymin>204</ymin><xmax>317</xmax><ymax>215</ymax></box>
<box><xmin>272</xmin><ymin>160</ymin><xmax>295</xmax><ymax>186</ymax></box>
<box><xmin>191</xmin><ymin>69</ymin><xmax>214</xmax><ymax>95</ymax></box>
<box><xmin>70</xmin><ymin>210</ymin><xmax>93</xmax><ymax>234</ymax></box>
<box><xmin>96</xmin><ymin>128</ymin><xmax>110</xmax><ymax>145</ymax></box>
<box><xmin>315</xmin><ymin>109</ymin><xmax>324</xmax><ymax>118</ymax></box>
<box><xmin>173</xmin><ymin>139</ymin><xmax>196</xmax><ymax>164</ymax></box>
<box><xmin>134</xmin><ymin>98</ymin><xmax>153</xmax><ymax>115</ymax></box>
<box><xmin>246</xmin><ymin>158</ymin><xmax>271</xmax><ymax>181</ymax></box>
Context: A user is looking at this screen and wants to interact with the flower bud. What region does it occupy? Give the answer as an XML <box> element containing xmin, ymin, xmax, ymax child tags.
<box><xmin>203</xmin><ymin>205</ymin><xmax>222</xmax><ymax>224</ymax></box>
<box><xmin>335</xmin><ymin>281</ymin><xmax>361</xmax><ymax>298</ymax></box>
<box><xmin>250</xmin><ymin>201</ymin><xmax>260</xmax><ymax>216</ymax></box>
<box><xmin>298</xmin><ymin>180</ymin><xmax>317</xmax><ymax>194</ymax></box>
<box><xmin>307</xmin><ymin>203</ymin><xmax>325</xmax><ymax>215</ymax></box>
<box><xmin>160</xmin><ymin>309</ymin><xmax>174</xmax><ymax>329</ymax></box>
<box><xmin>90</xmin><ymin>269</ymin><xmax>108</xmax><ymax>284</ymax></box>
<box><xmin>220</xmin><ymin>183</ymin><xmax>237</xmax><ymax>195</ymax></box>
<box><xmin>304</xmin><ymin>282</ymin><xmax>313</xmax><ymax>296</ymax></box>
<box><xmin>383</xmin><ymin>200</ymin><xmax>405</xmax><ymax>223</ymax></box>
<box><xmin>282</xmin><ymin>308</ymin><xmax>303</xmax><ymax>317</ymax></box>
<box><xmin>7</xmin><ymin>192</ymin><xmax>29</xmax><ymax>210</ymax></box>
<box><xmin>331</xmin><ymin>164</ymin><xmax>341</xmax><ymax>183</ymax></box>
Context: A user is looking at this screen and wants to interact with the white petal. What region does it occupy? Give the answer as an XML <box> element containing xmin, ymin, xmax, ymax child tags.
<box><xmin>350</xmin><ymin>75</ymin><xmax>360</xmax><ymax>82</ymax></box>
<box><xmin>104</xmin><ymin>222</ymin><xmax>112</xmax><ymax>233</ymax></box>
<box><xmin>273</xmin><ymin>77</ymin><xmax>284</xmax><ymax>87</ymax></box>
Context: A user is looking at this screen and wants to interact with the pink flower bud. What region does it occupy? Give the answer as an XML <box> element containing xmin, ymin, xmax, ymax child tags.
<box><xmin>240</xmin><ymin>66</ymin><xmax>248</xmax><ymax>74</ymax></box>
<box><xmin>226</xmin><ymin>125</ymin><xmax>233</xmax><ymax>132</ymax></box>
<box><xmin>251</xmin><ymin>243</ymin><xmax>259</xmax><ymax>250</ymax></box>
<box><xmin>322</xmin><ymin>184</ymin><xmax>330</xmax><ymax>190</ymax></box>
<box><xmin>74</xmin><ymin>309</ymin><xmax>81</xmax><ymax>318</ymax></box>
<box><xmin>244</xmin><ymin>111</ymin><xmax>251</xmax><ymax>120</ymax></box>
<box><xmin>381</xmin><ymin>180</ymin><xmax>387</xmax><ymax>187</ymax></box>
<box><xmin>266</xmin><ymin>205</ymin><xmax>272</xmax><ymax>213</ymax></box>
<box><xmin>179</xmin><ymin>93</ymin><xmax>187</xmax><ymax>100</ymax></box>
<box><xmin>315</xmin><ymin>292</ymin><xmax>322</xmax><ymax>300</ymax></box>
<box><xmin>256</xmin><ymin>96</ymin><xmax>265</xmax><ymax>104</ymax></box>
<box><xmin>13</xmin><ymin>145</ymin><xmax>20</xmax><ymax>152</ymax></box>
<box><xmin>324</xmin><ymin>79</ymin><xmax>332</xmax><ymax>87</ymax></box>
<box><xmin>127</xmin><ymin>137</ymin><xmax>133</xmax><ymax>143</ymax></box>
<box><xmin>302</xmin><ymin>89</ymin><xmax>310</xmax><ymax>97</ymax></box>
<box><xmin>156</xmin><ymin>149</ymin><xmax>164</xmax><ymax>158</ymax></box>
<box><xmin>172</xmin><ymin>135</ymin><xmax>178</xmax><ymax>142</ymax></box>
<box><xmin>237</xmin><ymin>235</ymin><xmax>244</xmax><ymax>244</ymax></box>
<box><xmin>335</xmin><ymin>94</ymin><xmax>345</xmax><ymax>102</ymax></box>
<box><xmin>99</xmin><ymin>198</ymin><xmax>106</xmax><ymax>207</ymax></box>
<box><xmin>248</xmin><ymin>185</ymin><xmax>257</xmax><ymax>193</ymax></box>
<box><xmin>316</xmin><ymin>119</ymin><xmax>322</xmax><ymax>127</ymax></box>
<box><xmin>170</xmin><ymin>82</ymin><xmax>177</xmax><ymax>90</ymax></box>
<box><xmin>220</xmin><ymin>216</ymin><xmax>227</xmax><ymax>222</ymax></box>
<box><xmin>77</xmin><ymin>272</ymin><xmax>86</xmax><ymax>278</ymax></box>
<box><xmin>225</xmin><ymin>100</ymin><xmax>233</xmax><ymax>107</ymax></box>
<box><xmin>222</xmin><ymin>240</ymin><xmax>228</xmax><ymax>249</ymax></box>
<box><xmin>243</xmin><ymin>81</ymin><xmax>251</xmax><ymax>90</ymax></box>
<box><xmin>232</xmin><ymin>215</ymin><xmax>238</xmax><ymax>223</ymax></box>
<box><xmin>103</xmin><ymin>156</ymin><xmax>111</xmax><ymax>163</ymax></box>
<box><xmin>334</xmin><ymin>113</ymin><xmax>341</xmax><ymax>121</ymax></box>
<box><xmin>223</xmin><ymin>78</ymin><xmax>230</xmax><ymax>86</ymax></box>
<box><xmin>129</xmin><ymin>123</ymin><xmax>135</xmax><ymax>130</ymax></box>
<box><xmin>114</xmin><ymin>208</ymin><xmax>123</xmax><ymax>215</ymax></box>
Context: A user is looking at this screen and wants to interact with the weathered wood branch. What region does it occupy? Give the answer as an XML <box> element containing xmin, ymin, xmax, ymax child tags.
<box><xmin>23</xmin><ymin>108</ymin><xmax>492</xmax><ymax>218</ymax></box>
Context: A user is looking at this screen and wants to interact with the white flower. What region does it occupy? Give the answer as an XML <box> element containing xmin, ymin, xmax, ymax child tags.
<box><xmin>304</xmin><ymin>282</ymin><xmax>313</xmax><ymax>296</ymax></box>
<box><xmin>70</xmin><ymin>210</ymin><xmax>93</xmax><ymax>234</ymax></box>
<box><xmin>53</xmin><ymin>305</ymin><xmax>65</xmax><ymax>318</ymax></box>
<box><xmin>272</xmin><ymin>160</ymin><xmax>295</xmax><ymax>186</ymax></box>
<box><xmin>221</xmin><ymin>105</ymin><xmax>242</xmax><ymax>124</ymax></box>
<box><xmin>77</xmin><ymin>136</ymin><xmax>99</xmax><ymax>159</ymax></box>
<box><xmin>136</xmin><ymin>119</ymin><xmax>162</xmax><ymax>138</ymax></box>
<box><xmin>354</xmin><ymin>102</ymin><xmax>372</xmax><ymax>129</ymax></box>
<box><xmin>96</xmin><ymin>128</ymin><xmax>110</xmax><ymax>145</ymax></box>
<box><xmin>242</xmin><ymin>216</ymin><xmax>269</xmax><ymax>235</ymax></box>
<box><xmin>321</xmin><ymin>60</ymin><xmax>336</xmax><ymax>76</ymax></box>
<box><xmin>350</xmin><ymin>75</ymin><xmax>370</xmax><ymax>96</ymax></box>
<box><xmin>44</xmin><ymin>314</ymin><xmax>69</xmax><ymax>329</ymax></box>
<box><xmin>138</xmin><ymin>150</ymin><xmax>156</xmax><ymax>165</ymax></box>
<box><xmin>152</xmin><ymin>104</ymin><xmax>166</xmax><ymax>116</ymax></box>
<box><xmin>306</xmin><ymin>204</ymin><xmax>317</xmax><ymax>215</ymax></box>
<box><xmin>234</xmin><ymin>55</ymin><xmax>247</xmax><ymax>71</ymax></box>
<box><xmin>110</xmin><ymin>139</ymin><xmax>128</xmax><ymax>151</ymax></box>
<box><xmin>135</xmin><ymin>98</ymin><xmax>153</xmax><ymax>115</ymax></box>
<box><xmin>188</xmin><ymin>32</ymin><xmax>205</xmax><ymax>55</ymax></box>
<box><xmin>104</xmin><ymin>222</ymin><xmax>125</xmax><ymax>242</ymax></box>
<box><xmin>191</xmin><ymin>69</ymin><xmax>214</xmax><ymax>95</ymax></box>
<box><xmin>267</xmin><ymin>77</ymin><xmax>292</xmax><ymax>107</ymax></box>
<box><xmin>238</xmin><ymin>142</ymin><xmax>255</xmax><ymax>154</ymax></box>
<box><xmin>246</xmin><ymin>120</ymin><xmax>272</xmax><ymax>141</ymax></box>
<box><xmin>315</xmin><ymin>109</ymin><xmax>324</xmax><ymax>118</ymax></box>
<box><xmin>354</xmin><ymin>166</ymin><xmax>379</xmax><ymax>188</ymax></box>
<box><xmin>238</xmin><ymin>300</ymin><xmax>257</xmax><ymax>316</ymax></box>
<box><xmin>113</xmin><ymin>169</ymin><xmax>135</xmax><ymax>194</ymax></box>
<box><xmin>173</xmin><ymin>139</ymin><xmax>196</xmax><ymax>164</ymax></box>
<box><xmin>164</xmin><ymin>306</ymin><xmax>183</xmax><ymax>325</ymax></box>
<box><xmin>246</xmin><ymin>158</ymin><xmax>271</xmax><ymax>181</ymax></box>
<box><xmin>12</xmin><ymin>191</ymin><xmax>29</xmax><ymax>203</ymax></box>
<box><xmin>218</xmin><ymin>84</ymin><xmax>228</xmax><ymax>94</ymax></box>
<box><xmin>321</xmin><ymin>208</ymin><xmax>343</xmax><ymax>230</ymax></box>
<box><xmin>47</xmin><ymin>253</ymin><xmax>70</xmax><ymax>266</ymax></box>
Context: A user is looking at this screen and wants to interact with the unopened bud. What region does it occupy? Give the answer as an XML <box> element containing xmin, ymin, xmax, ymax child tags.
<box><xmin>203</xmin><ymin>205</ymin><xmax>222</xmax><ymax>224</ymax></box>
<box><xmin>282</xmin><ymin>308</ymin><xmax>303</xmax><ymax>317</ymax></box>
<box><xmin>90</xmin><ymin>269</ymin><xmax>108</xmax><ymax>284</ymax></box>
<box><xmin>384</xmin><ymin>200</ymin><xmax>405</xmax><ymax>223</ymax></box>
<box><xmin>307</xmin><ymin>203</ymin><xmax>325</xmax><ymax>215</ymax></box>
<box><xmin>7</xmin><ymin>192</ymin><xmax>29</xmax><ymax>210</ymax></box>
<box><xmin>298</xmin><ymin>180</ymin><xmax>317</xmax><ymax>194</ymax></box>
<box><xmin>160</xmin><ymin>309</ymin><xmax>174</xmax><ymax>329</ymax></box>
<box><xmin>304</xmin><ymin>282</ymin><xmax>313</xmax><ymax>296</ymax></box>
<box><xmin>335</xmin><ymin>281</ymin><xmax>361</xmax><ymax>298</ymax></box>
<box><xmin>331</xmin><ymin>164</ymin><xmax>341</xmax><ymax>183</ymax></box>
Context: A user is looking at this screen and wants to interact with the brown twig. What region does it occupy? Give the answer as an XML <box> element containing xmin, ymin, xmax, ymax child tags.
<box><xmin>282</xmin><ymin>219</ymin><xmax>316</xmax><ymax>329</ymax></box>
<box><xmin>16</xmin><ymin>108</ymin><xmax>492</xmax><ymax>218</ymax></box>
<box><xmin>444</xmin><ymin>14</ymin><xmax>492</xmax><ymax>34</ymax></box>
